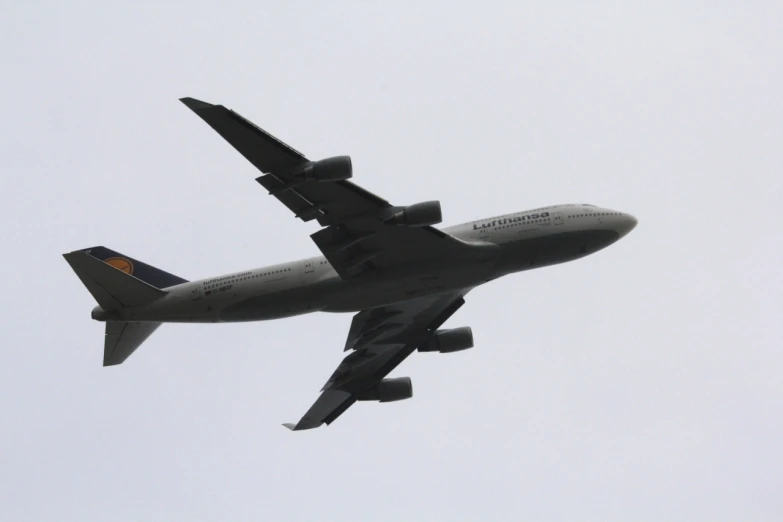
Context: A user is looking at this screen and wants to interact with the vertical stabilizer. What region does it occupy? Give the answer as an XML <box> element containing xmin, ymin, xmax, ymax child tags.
<box><xmin>80</xmin><ymin>246</ymin><xmax>188</xmax><ymax>289</ymax></box>
<box><xmin>63</xmin><ymin>246</ymin><xmax>181</xmax><ymax>366</ymax></box>
<box><xmin>63</xmin><ymin>251</ymin><xmax>165</xmax><ymax>310</ymax></box>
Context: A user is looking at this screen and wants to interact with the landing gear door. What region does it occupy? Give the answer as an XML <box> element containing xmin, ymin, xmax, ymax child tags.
<box><xmin>554</xmin><ymin>212</ymin><xmax>564</xmax><ymax>226</ymax></box>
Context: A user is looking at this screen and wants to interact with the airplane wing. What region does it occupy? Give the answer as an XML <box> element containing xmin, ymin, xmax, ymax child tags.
<box><xmin>283</xmin><ymin>290</ymin><xmax>469</xmax><ymax>431</ymax></box>
<box><xmin>180</xmin><ymin>97</ymin><xmax>477</xmax><ymax>278</ymax></box>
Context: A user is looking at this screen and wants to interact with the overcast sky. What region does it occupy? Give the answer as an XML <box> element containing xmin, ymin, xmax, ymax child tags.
<box><xmin>2</xmin><ymin>2</ymin><xmax>782</xmax><ymax>521</ymax></box>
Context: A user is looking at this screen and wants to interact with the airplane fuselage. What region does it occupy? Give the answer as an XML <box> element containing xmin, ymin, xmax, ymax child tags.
<box><xmin>98</xmin><ymin>204</ymin><xmax>636</xmax><ymax>324</ymax></box>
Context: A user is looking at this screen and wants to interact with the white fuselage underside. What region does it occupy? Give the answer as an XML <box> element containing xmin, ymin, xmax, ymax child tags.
<box><xmin>117</xmin><ymin>204</ymin><xmax>635</xmax><ymax>323</ymax></box>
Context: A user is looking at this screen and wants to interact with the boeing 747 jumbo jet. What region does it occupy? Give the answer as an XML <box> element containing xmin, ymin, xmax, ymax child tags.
<box><xmin>64</xmin><ymin>98</ymin><xmax>637</xmax><ymax>431</ymax></box>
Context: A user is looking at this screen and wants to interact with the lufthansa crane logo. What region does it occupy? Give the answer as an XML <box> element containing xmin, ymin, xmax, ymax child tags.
<box><xmin>105</xmin><ymin>257</ymin><xmax>134</xmax><ymax>274</ymax></box>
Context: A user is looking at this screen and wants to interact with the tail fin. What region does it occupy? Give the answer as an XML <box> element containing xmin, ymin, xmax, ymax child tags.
<box><xmin>63</xmin><ymin>246</ymin><xmax>188</xmax><ymax>310</ymax></box>
<box><xmin>76</xmin><ymin>247</ymin><xmax>188</xmax><ymax>289</ymax></box>
<box><xmin>64</xmin><ymin>247</ymin><xmax>185</xmax><ymax>366</ymax></box>
<box><xmin>104</xmin><ymin>321</ymin><xmax>161</xmax><ymax>366</ymax></box>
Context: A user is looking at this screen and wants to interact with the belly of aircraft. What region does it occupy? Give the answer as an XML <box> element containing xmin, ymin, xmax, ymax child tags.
<box><xmin>126</xmin><ymin>230</ymin><xmax>618</xmax><ymax>324</ymax></box>
<box><xmin>322</xmin><ymin>261</ymin><xmax>493</xmax><ymax>312</ymax></box>
<box><xmin>496</xmin><ymin>229</ymin><xmax>621</xmax><ymax>274</ymax></box>
<box><xmin>218</xmin><ymin>259</ymin><xmax>493</xmax><ymax>320</ymax></box>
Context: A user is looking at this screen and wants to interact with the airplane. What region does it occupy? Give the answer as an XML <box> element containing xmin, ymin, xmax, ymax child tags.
<box><xmin>63</xmin><ymin>97</ymin><xmax>637</xmax><ymax>431</ymax></box>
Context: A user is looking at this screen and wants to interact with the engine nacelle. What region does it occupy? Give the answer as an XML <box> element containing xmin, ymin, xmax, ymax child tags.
<box><xmin>419</xmin><ymin>327</ymin><xmax>474</xmax><ymax>353</ymax></box>
<box><xmin>385</xmin><ymin>201</ymin><xmax>442</xmax><ymax>227</ymax></box>
<box><xmin>298</xmin><ymin>156</ymin><xmax>353</xmax><ymax>182</ymax></box>
<box><xmin>357</xmin><ymin>377</ymin><xmax>413</xmax><ymax>402</ymax></box>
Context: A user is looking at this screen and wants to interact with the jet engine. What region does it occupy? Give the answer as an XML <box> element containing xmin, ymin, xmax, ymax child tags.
<box><xmin>357</xmin><ymin>377</ymin><xmax>413</xmax><ymax>402</ymax></box>
<box><xmin>297</xmin><ymin>156</ymin><xmax>353</xmax><ymax>182</ymax></box>
<box><xmin>419</xmin><ymin>327</ymin><xmax>474</xmax><ymax>353</ymax></box>
<box><xmin>385</xmin><ymin>201</ymin><xmax>442</xmax><ymax>227</ymax></box>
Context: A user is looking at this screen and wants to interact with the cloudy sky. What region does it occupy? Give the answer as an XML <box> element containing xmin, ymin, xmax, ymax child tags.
<box><xmin>2</xmin><ymin>2</ymin><xmax>781</xmax><ymax>521</ymax></box>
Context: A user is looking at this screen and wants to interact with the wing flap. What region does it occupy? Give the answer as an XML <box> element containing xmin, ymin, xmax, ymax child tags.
<box><xmin>256</xmin><ymin>173</ymin><xmax>389</xmax><ymax>225</ymax></box>
<box><xmin>310</xmin><ymin>222</ymin><xmax>481</xmax><ymax>279</ymax></box>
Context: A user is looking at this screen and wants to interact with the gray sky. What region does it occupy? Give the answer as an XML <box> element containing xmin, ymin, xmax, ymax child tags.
<box><xmin>2</xmin><ymin>2</ymin><xmax>782</xmax><ymax>521</ymax></box>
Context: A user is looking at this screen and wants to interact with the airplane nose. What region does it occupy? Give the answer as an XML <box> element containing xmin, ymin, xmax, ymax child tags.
<box><xmin>616</xmin><ymin>213</ymin><xmax>638</xmax><ymax>237</ymax></box>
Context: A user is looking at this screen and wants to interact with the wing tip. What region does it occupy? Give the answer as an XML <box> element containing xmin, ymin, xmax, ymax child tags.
<box><xmin>282</xmin><ymin>421</ymin><xmax>325</xmax><ymax>432</ymax></box>
<box><xmin>179</xmin><ymin>97</ymin><xmax>214</xmax><ymax>110</ymax></box>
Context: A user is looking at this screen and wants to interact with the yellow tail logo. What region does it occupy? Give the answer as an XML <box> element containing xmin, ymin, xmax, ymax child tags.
<box><xmin>105</xmin><ymin>257</ymin><xmax>134</xmax><ymax>275</ymax></box>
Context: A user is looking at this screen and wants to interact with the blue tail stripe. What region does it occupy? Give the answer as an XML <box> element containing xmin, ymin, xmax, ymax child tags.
<box><xmin>82</xmin><ymin>246</ymin><xmax>188</xmax><ymax>289</ymax></box>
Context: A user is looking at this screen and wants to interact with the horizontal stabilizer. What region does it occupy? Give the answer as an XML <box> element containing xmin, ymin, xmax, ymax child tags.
<box><xmin>104</xmin><ymin>321</ymin><xmax>161</xmax><ymax>366</ymax></box>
